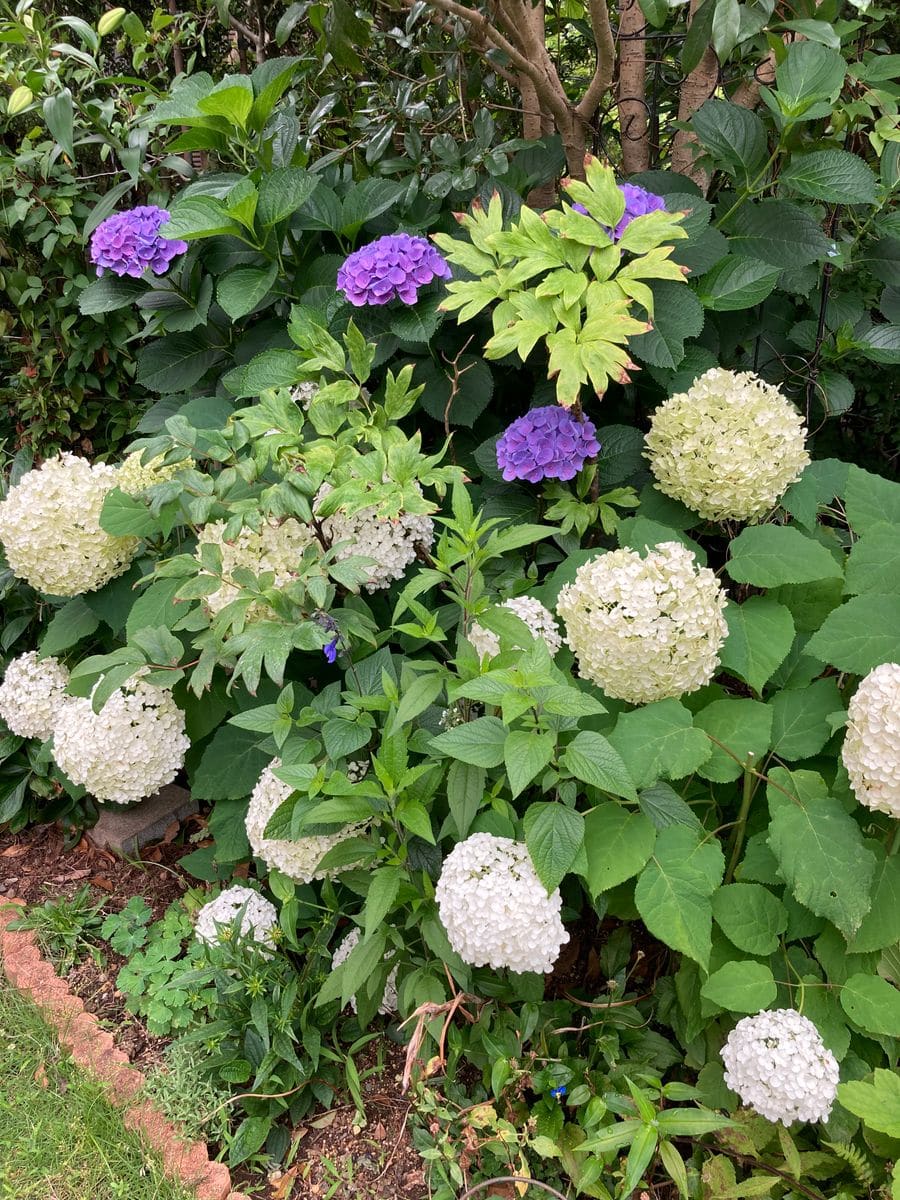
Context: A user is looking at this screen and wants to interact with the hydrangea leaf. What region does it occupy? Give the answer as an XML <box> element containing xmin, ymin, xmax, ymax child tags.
<box><xmin>806</xmin><ymin>594</ymin><xmax>900</xmax><ymax>674</ymax></box>
<box><xmin>609</xmin><ymin>700</ymin><xmax>712</xmax><ymax>789</ymax></box>
<box><xmin>848</xmin><ymin>848</ymin><xmax>900</xmax><ymax>954</ymax></box>
<box><xmin>712</xmin><ymin>883</ymin><xmax>788</xmax><ymax>955</ymax></box>
<box><xmin>837</xmin><ymin>1070</ymin><xmax>900</xmax><ymax>1137</ymax></box>
<box><xmin>524</xmin><ymin>801</ymin><xmax>585</xmax><ymax>893</ymax></box>
<box><xmin>844</xmin><ymin>525</ymin><xmax>900</xmax><ymax>595</ymax></box>
<box><xmin>769</xmin><ymin>678</ymin><xmax>842</xmax><ymax>760</ymax></box>
<box><xmin>505</xmin><ymin>730</ymin><xmax>555</xmax><ymax>799</ymax></box>
<box><xmin>581</xmin><ymin>803</ymin><xmax>656</xmax><ymax>895</ymax></box>
<box><xmin>700</xmin><ymin>961</ymin><xmax>777</xmax><ymax>1013</ymax></box>
<box><xmin>719</xmin><ymin>597</ymin><xmax>795</xmax><ymax>696</ymax></box>
<box><xmin>40</xmin><ymin>597</ymin><xmax>100</xmax><ymax>656</ymax></box>
<box><xmin>634</xmin><ymin>825</ymin><xmax>724</xmax><ymax>970</ymax></box>
<box><xmin>839</xmin><ymin>973</ymin><xmax>900</xmax><ymax>1037</ymax></box>
<box><xmin>694</xmin><ymin>698</ymin><xmax>773</xmax><ymax>783</ymax></box>
<box><xmin>562</xmin><ymin>731</ymin><xmax>637</xmax><ymax>801</ymax></box>
<box><xmin>726</xmin><ymin>525</ymin><xmax>843</xmax><ymax>587</ymax></box>
<box><xmin>844</xmin><ymin>464</ymin><xmax>900</xmax><ymax>535</ymax></box>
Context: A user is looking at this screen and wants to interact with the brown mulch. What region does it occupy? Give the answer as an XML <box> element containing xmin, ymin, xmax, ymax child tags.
<box><xmin>0</xmin><ymin>818</ymin><xmax>430</xmax><ymax>1200</ymax></box>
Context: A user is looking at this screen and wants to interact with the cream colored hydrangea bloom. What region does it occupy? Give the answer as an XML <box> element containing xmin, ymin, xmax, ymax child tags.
<box><xmin>194</xmin><ymin>518</ymin><xmax>314</xmax><ymax>618</ymax></box>
<box><xmin>317</xmin><ymin>483</ymin><xmax>434</xmax><ymax>592</ymax></box>
<box><xmin>557</xmin><ymin>542</ymin><xmax>727</xmax><ymax>704</ymax></box>
<box><xmin>331</xmin><ymin>927</ymin><xmax>399</xmax><ymax>1015</ymax></box>
<box><xmin>0</xmin><ymin>651</ymin><xmax>70</xmax><ymax>740</ymax></box>
<box><xmin>644</xmin><ymin>368</ymin><xmax>810</xmax><ymax>523</ymax></box>
<box><xmin>0</xmin><ymin>454</ymin><xmax>138</xmax><ymax>595</ymax></box>
<box><xmin>116</xmin><ymin>451</ymin><xmax>180</xmax><ymax>494</ymax></box>
<box><xmin>842</xmin><ymin>662</ymin><xmax>900</xmax><ymax>819</ymax></box>
<box><xmin>51</xmin><ymin>674</ymin><xmax>189</xmax><ymax>805</ymax></box>
<box><xmin>469</xmin><ymin>595</ymin><xmax>563</xmax><ymax>660</ymax></box>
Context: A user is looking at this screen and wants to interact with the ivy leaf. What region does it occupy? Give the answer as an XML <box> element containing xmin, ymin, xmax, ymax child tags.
<box><xmin>719</xmin><ymin>596</ymin><xmax>795</xmax><ymax>695</ymax></box>
<box><xmin>634</xmin><ymin>825</ymin><xmax>724</xmax><ymax>969</ymax></box>
<box><xmin>701</xmin><ymin>961</ymin><xmax>777</xmax><ymax>1014</ymax></box>
<box><xmin>523</xmin><ymin>802</ymin><xmax>585</xmax><ymax>894</ymax></box>
<box><xmin>581</xmin><ymin>803</ymin><xmax>656</xmax><ymax>896</ymax></box>
<box><xmin>726</xmin><ymin>525</ymin><xmax>842</xmax><ymax>587</ymax></box>
<box><xmin>840</xmin><ymin>973</ymin><xmax>900</xmax><ymax>1037</ymax></box>
<box><xmin>609</xmin><ymin>699</ymin><xmax>712</xmax><ymax>789</ymax></box>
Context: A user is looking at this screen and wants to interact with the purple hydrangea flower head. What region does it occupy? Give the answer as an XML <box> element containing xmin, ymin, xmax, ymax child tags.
<box><xmin>571</xmin><ymin>183</ymin><xmax>666</xmax><ymax>241</ymax></box>
<box><xmin>496</xmin><ymin>406</ymin><xmax>601</xmax><ymax>484</ymax></box>
<box><xmin>89</xmin><ymin>205</ymin><xmax>188</xmax><ymax>278</ymax></box>
<box><xmin>337</xmin><ymin>233</ymin><xmax>451</xmax><ymax>307</ymax></box>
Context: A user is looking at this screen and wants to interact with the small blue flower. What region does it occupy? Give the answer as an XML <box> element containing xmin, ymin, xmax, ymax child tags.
<box><xmin>323</xmin><ymin>636</ymin><xmax>339</xmax><ymax>664</ymax></box>
<box><xmin>550</xmin><ymin>1086</ymin><xmax>567</xmax><ymax>1100</ymax></box>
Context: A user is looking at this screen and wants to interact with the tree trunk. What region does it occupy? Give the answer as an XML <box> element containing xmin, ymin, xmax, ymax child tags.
<box><xmin>670</xmin><ymin>0</ymin><xmax>719</xmax><ymax>192</ymax></box>
<box><xmin>519</xmin><ymin>0</ymin><xmax>559</xmax><ymax>206</ymax></box>
<box><xmin>617</xmin><ymin>0</ymin><xmax>649</xmax><ymax>175</ymax></box>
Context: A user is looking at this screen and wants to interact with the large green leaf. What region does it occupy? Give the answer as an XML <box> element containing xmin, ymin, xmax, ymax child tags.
<box><xmin>582</xmin><ymin>803</ymin><xmax>656</xmax><ymax>895</ymax></box>
<box><xmin>696</xmin><ymin>256</ymin><xmax>781</xmax><ymax>311</ymax></box>
<box><xmin>844</xmin><ymin>525</ymin><xmax>900</xmax><ymax>595</ymax></box>
<box><xmin>40</xmin><ymin>597</ymin><xmax>99</xmax><ymax>655</ymax></box>
<box><xmin>700</xmin><ymin>961</ymin><xmax>777</xmax><ymax>1013</ymax></box>
<box><xmin>848</xmin><ymin>849</ymin><xmax>900</xmax><ymax>954</ymax></box>
<box><xmin>135</xmin><ymin>335</ymin><xmax>223</xmax><ymax>394</ymax></box>
<box><xmin>769</xmin><ymin>678</ymin><xmax>842</xmax><ymax>760</ymax></box>
<box><xmin>727</xmin><ymin>200</ymin><xmax>831</xmax><ymax>268</ymax></box>
<box><xmin>806</xmin><ymin>594</ymin><xmax>900</xmax><ymax>674</ymax></box>
<box><xmin>840</xmin><ymin>973</ymin><xmax>900</xmax><ymax>1037</ymax></box>
<box><xmin>775</xmin><ymin>41</ymin><xmax>845</xmax><ymax>108</ymax></box>
<box><xmin>78</xmin><ymin>275</ymin><xmax>146</xmax><ymax>315</ymax></box>
<box><xmin>634</xmin><ymin>825</ymin><xmax>724</xmax><ymax>969</ymax></box>
<box><xmin>845</xmin><ymin>464</ymin><xmax>900</xmax><ymax>535</ymax></box>
<box><xmin>712</xmin><ymin>883</ymin><xmax>788</xmax><ymax>955</ymax></box>
<box><xmin>256</xmin><ymin>167</ymin><xmax>318</xmax><ymax>226</ymax></box>
<box><xmin>429</xmin><ymin>716</ymin><xmax>507</xmax><ymax>768</ymax></box>
<box><xmin>629</xmin><ymin>280</ymin><xmax>705</xmax><ymax>370</ymax></box>
<box><xmin>690</xmin><ymin>100</ymin><xmax>768</xmax><ymax>186</ymax></box>
<box><xmin>162</xmin><ymin>196</ymin><xmax>244</xmax><ymax>240</ymax></box>
<box><xmin>609</xmin><ymin>700</ymin><xmax>711</xmax><ymax>789</ymax></box>
<box><xmin>524</xmin><ymin>802</ymin><xmax>585</xmax><ymax>893</ymax></box>
<box><xmin>562</xmin><ymin>731</ymin><xmax>637</xmax><ymax>801</ymax></box>
<box><xmin>766</xmin><ymin>769</ymin><xmax>875</xmax><ymax>938</ymax></box>
<box><xmin>505</xmin><ymin>730</ymin><xmax>555</xmax><ymax>798</ymax></box>
<box><xmin>191</xmin><ymin>726</ymin><xmax>270</xmax><ymax>801</ymax></box>
<box><xmin>781</xmin><ymin>150</ymin><xmax>878</xmax><ymax>204</ymax></box>
<box><xmin>837</xmin><ymin>1071</ymin><xmax>900</xmax><ymax>1137</ymax></box>
<box><xmin>217</xmin><ymin>263</ymin><xmax>278</xmax><ymax>320</ymax></box>
<box><xmin>694</xmin><ymin>698</ymin><xmax>773</xmax><ymax>783</ymax></box>
<box><xmin>857</xmin><ymin>324</ymin><xmax>900</xmax><ymax>365</ymax></box>
<box><xmin>726</xmin><ymin>524</ymin><xmax>842</xmax><ymax>587</ymax></box>
<box><xmin>719</xmin><ymin>596</ymin><xmax>794</xmax><ymax>695</ymax></box>
<box><xmin>125</xmin><ymin>578</ymin><xmax>183</xmax><ymax>640</ymax></box>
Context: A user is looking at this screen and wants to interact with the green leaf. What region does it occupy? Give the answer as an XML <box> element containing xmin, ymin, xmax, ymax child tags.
<box><xmin>609</xmin><ymin>700</ymin><xmax>711</xmax><ymax>789</ymax></box>
<box><xmin>727</xmin><ymin>200</ymin><xmax>831</xmax><ymax>268</ymax></box>
<box><xmin>562</xmin><ymin>731</ymin><xmax>637</xmax><ymax>801</ymax></box>
<box><xmin>390</xmin><ymin>295</ymin><xmax>444</xmax><ymax>343</ymax></box>
<box><xmin>720</xmin><ymin>596</ymin><xmax>794</xmax><ymax>695</ymax></box>
<box><xmin>775</xmin><ymin>40</ymin><xmax>845</xmax><ymax>107</ymax></box>
<box><xmin>711</xmin><ymin>883</ymin><xmax>788</xmax><ymax>955</ymax></box>
<box><xmin>446</xmin><ymin>760</ymin><xmax>484</xmax><ymax>839</ymax></box>
<box><xmin>806</xmin><ymin>595</ymin><xmax>900</xmax><ymax>674</ymax></box>
<box><xmin>780</xmin><ymin>150</ymin><xmax>878</xmax><ymax>204</ymax></box>
<box><xmin>126</xmin><ymin>577</ymin><xmax>183</xmax><ymax>640</ymax></box>
<box><xmin>43</xmin><ymin>88</ymin><xmax>75</xmax><ymax>160</ymax></box>
<box><xmin>770</xmin><ymin>678</ymin><xmax>842</xmax><ymax>760</ymax></box>
<box><xmin>696</xmin><ymin>257</ymin><xmax>781</xmax><ymax>311</ymax></box>
<box><xmin>690</xmin><ymin>100</ymin><xmax>768</xmax><ymax>186</ymax></box>
<box><xmin>505</xmin><ymin>730</ymin><xmax>555</xmax><ymax>799</ymax></box>
<box><xmin>700</xmin><ymin>961</ymin><xmax>777</xmax><ymax>1013</ymax></box>
<box><xmin>162</xmin><ymin>196</ymin><xmax>244</xmax><ymax>241</ymax></box>
<box><xmin>857</xmin><ymin>324</ymin><xmax>900</xmax><ymax>365</ymax></box>
<box><xmin>693</xmin><ymin>699</ymin><xmax>773</xmax><ymax>783</ymax></box>
<box><xmin>726</xmin><ymin>525</ymin><xmax>841</xmax><ymax>587</ymax></box>
<box><xmin>322</xmin><ymin>718</ymin><xmax>370</xmax><ymax>760</ymax></box>
<box><xmin>257</xmin><ymin>167</ymin><xmax>318</xmax><ymax>226</ymax></box>
<box><xmin>634</xmin><ymin>825</ymin><xmax>724</xmax><ymax>969</ymax></box>
<box><xmin>78</xmin><ymin>275</ymin><xmax>146</xmax><ymax>315</ymax></box>
<box><xmin>766</xmin><ymin>769</ymin><xmax>875</xmax><ymax>938</ymax></box>
<box><xmin>849</xmin><ymin>849</ymin><xmax>900</xmax><ymax>954</ymax></box>
<box><xmin>229</xmin><ymin>1115</ymin><xmax>270</xmax><ymax>1166</ymax></box>
<box><xmin>681</xmin><ymin>0</ymin><xmax>715</xmax><ymax>73</ymax></box>
<box><xmin>217</xmin><ymin>263</ymin><xmax>278</xmax><ymax>320</ymax></box>
<box><xmin>99</xmin><ymin>488</ymin><xmax>157</xmax><ymax>537</ymax></box>
<box><xmin>429</xmin><ymin>716</ymin><xmax>507</xmax><ymax>768</ymax></box>
<box><xmin>207</xmin><ymin>795</ymin><xmax>251</xmax><ymax>864</ymax></box>
<box><xmin>524</xmin><ymin>802</ymin><xmax>585</xmax><ymax>893</ymax></box>
<box><xmin>837</xmin><ymin>1070</ymin><xmax>900</xmax><ymax>1137</ymax></box>
<box><xmin>136</xmin><ymin>334</ymin><xmax>222</xmax><ymax>394</ymax></box>
<box><xmin>711</xmin><ymin>0</ymin><xmax>740</xmax><ymax>61</ymax></box>
<box><xmin>845</xmin><ymin>465</ymin><xmax>900</xmax><ymax>535</ymax></box>
<box><xmin>582</xmin><ymin>803</ymin><xmax>656</xmax><ymax>896</ymax></box>
<box><xmin>844</xmin><ymin>525</ymin><xmax>900</xmax><ymax>596</ymax></box>
<box><xmin>629</xmin><ymin>280</ymin><xmax>705</xmax><ymax>370</ymax></box>
<box><xmin>385</xmin><ymin>671</ymin><xmax>444</xmax><ymax>736</ymax></box>
<box><xmin>197</xmin><ymin>76</ymin><xmax>254</xmax><ymax>127</ymax></box>
<box><xmin>840</xmin><ymin>973</ymin><xmax>900</xmax><ymax>1037</ymax></box>
<box><xmin>363</xmin><ymin>867</ymin><xmax>400</xmax><ymax>938</ymax></box>
<box><xmin>418</xmin><ymin>355</ymin><xmax>493</xmax><ymax>426</ymax></box>
<box><xmin>339</xmin><ymin>179</ymin><xmax>404</xmax><ymax>235</ymax></box>
<box><xmin>40</xmin><ymin>597</ymin><xmax>99</xmax><ymax>655</ymax></box>
<box><xmin>190</xmin><ymin>727</ymin><xmax>270</xmax><ymax>801</ymax></box>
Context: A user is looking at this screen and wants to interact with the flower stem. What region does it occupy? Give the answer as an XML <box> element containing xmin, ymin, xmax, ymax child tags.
<box><xmin>889</xmin><ymin>823</ymin><xmax>900</xmax><ymax>857</ymax></box>
<box><xmin>725</xmin><ymin>751</ymin><xmax>756</xmax><ymax>884</ymax></box>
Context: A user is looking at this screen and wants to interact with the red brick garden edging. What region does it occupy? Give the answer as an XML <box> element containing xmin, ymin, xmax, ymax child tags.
<box><xmin>0</xmin><ymin>899</ymin><xmax>249</xmax><ymax>1200</ymax></box>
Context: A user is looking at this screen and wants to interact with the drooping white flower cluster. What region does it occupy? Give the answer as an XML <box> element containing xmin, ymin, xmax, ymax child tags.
<box><xmin>644</xmin><ymin>368</ymin><xmax>810</xmax><ymax>523</ymax></box>
<box><xmin>468</xmin><ymin>596</ymin><xmax>563</xmax><ymax>661</ymax></box>
<box><xmin>194</xmin><ymin>518</ymin><xmax>313</xmax><ymax>618</ymax></box>
<box><xmin>51</xmin><ymin>674</ymin><xmax>189</xmax><ymax>805</ymax></box>
<box><xmin>331</xmin><ymin>927</ymin><xmax>399</xmax><ymax>1015</ymax></box>
<box><xmin>245</xmin><ymin>760</ymin><xmax>367</xmax><ymax>882</ymax></box>
<box><xmin>194</xmin><ymin>885</ymin><xmax>278</xmax><ymax>950</ymax></box>
<box><xmin>0</xmin><ymin>454</ymin><xmax>138</xmax><ymax>595</ymax></box>
<box><xmin>0</xmin><ymin>651</ymin><xmax>70</xmax><ymax>740</ymax></box>
<box><xmin>556</xmin><ymin>542</ymin><xmax>727</xmax><ymax>704</ymax></box>
<box><xmin>116</xmin><ymin>451</ymin><xmax>180</xmax><ymax>494</ymax></box>
<box><xmin>842</xmin><ymin>662</ymin><xmax>900</xmax><ymax>819</ymax></box>
<box><xmin>317</xmin><ymin>483</ymin><xmax>434</xmax><ymax>592</ymax></box>
<box><xmin>721</xmin><ymin>1009</ymin><xmax>839</xmax><ymax>1125</ymax></box>
<box><xmin>435</xmin><ymin>833</ymin><xmax>569</xmax><ymax>975</ymax></box>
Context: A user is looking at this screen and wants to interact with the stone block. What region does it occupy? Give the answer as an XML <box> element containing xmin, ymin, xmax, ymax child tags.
<box><xmin>89</xmin><ymin>785</ymin><xmax>197</xmax><ymax>855</ymax></box>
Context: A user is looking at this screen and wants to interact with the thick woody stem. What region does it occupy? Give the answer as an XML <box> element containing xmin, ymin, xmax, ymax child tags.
<box><xmin>670</xmin><ymin>0</ymin><xmax>718</xmax><ymax>192</ymax></box>
<box><xmin>577</xmin><ymin>0</ymin><xmax>616</xmax><ymax>122</ymax></box>
<box><xmin>617</xmin><ymin>0</ymin><xmax>649</xmax><ymax>174</ymax></box>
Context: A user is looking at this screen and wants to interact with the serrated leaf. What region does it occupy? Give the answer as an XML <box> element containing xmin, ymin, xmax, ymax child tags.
<box><xmin>769</xmin><ymin>678</ymin><xmax>842</xmax><ymax>760</ymax></box>
<box><xmin>429</xmin><ymin>715</ymin><xmax>507</xmax><ymax>768</ymax></box>
<box><xmin>582</xmin><ymin>803</ymin><xmax>656</xmax><ymax>895</ymax></box>
<box><xmin>694</xmin><ymin>698</ymin><xmax>773</xmax><ymax>783</ymax></box>
<box><xmin>727</xmin><ymin>200</ymin><xmax>831</xmax><ymax>268</ymax></box>
<box><xmin>524</xmin><ymin>802</ymin><xmax>585</xmax><ymax>894</ymax></box>
<box><xmin>696</xmin><ymin>256</ymin><xmax>781</xmax><ymax>311</ymax></box>
<box><xmin>701</xmin><ymin>961</ymin><xmax>777</xmax><ymax>1013</ymax></box>
<box><xmin>726</xmin><ymin>525</ymin><xmax>842</xmax><ymax>587</ymax></box>
<box><xmin>806</xmin><ymin>594</ymin><xmax>900</xmax><ymax>674</ymax></box>
<box><xmin>562</xmin><ymin>730</ymin><xmax>637</xmax><ymax>801</ymax></box>
<box><xmin>840</xmin><ymin>973</ymin><xmax>900</xmax><ymax>1036</ymax></box>
<box><xmin>849</xmin><ymin>849</ymin><xmax>900</xmax><ymax>954</ymax></box>
<box><xmin>217</xmin><ymin>263</ymin><xmax>278</xmax><ymax>320</ymax></box>
<box><xmin>845</xmin><ymin>464</ymin><xmax>900</xmax><ymax>535</ymax></box>
<box><xmin>781</xmin><ymin>150</ymin><xmax>877</xmax><ymax>204</ymax></box>
<box><xmin>505</xmin><ymin>730</ymin><xmax>555</xmax><ymax>799</ymax></box>
<box><xmin>40</xmin><ymin>597</ymin><xmax>100</xmax><ymax>655</ymax></box>
<box><xmin>712</xmin><ymin>883</ymin><xmax>788</xmax><ymax>955</ymax></box>
<box><xmin>609</xmin><ymin>699</ymin><xmax>711</xmax><ymax>789</ymax></box>
<box><xmin>837</xmin><ymin>1070</ymin><xmax>900</xmax><ymax>1137</ymax></box>
<box><xmin>720</xmin><ymin>596</ymin><xmax>794</xmax><ymax>695</ymax></box>
<box><xmin>634</xmin><ymin>825</ymin><xmax>724</xmax><ymax>970</ymax></box>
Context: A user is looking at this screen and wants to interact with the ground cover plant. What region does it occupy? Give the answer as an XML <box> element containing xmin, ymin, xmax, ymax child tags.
<box><xmin>1</xmin><ymin>1</ymin><xmax>899</xmax><ymax>1198</ymax></box>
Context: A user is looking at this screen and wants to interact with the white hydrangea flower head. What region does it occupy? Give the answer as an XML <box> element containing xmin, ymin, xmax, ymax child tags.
<box><xmin>721</xmin><ymin>1008</ymin><xmax>839</xmax><ymax>1125</ymax></box>
<box><xmin>291</xmin><ymin>381</ymin><xmax>319</xmax><ymax>410</ymax></box>
<box><xmin>0</xmin><ymin>453</ymin><xmax>138</xmax><ymax>595</ymax></box>
<box><xmin>51</xmin><ymin>674</ymin><xmax>189</xmax><ymax>805</ymax></box>
<box><xmin>245</xmin><ymin>760</ymin><xmax>368</xmax><ymax>882</ymax></box>
<box><xmin>194</xmin><ymin>885</ymin><xmax>278</xmax><ymax>950</ymax></box>
<box><xmin>644</xmin><ymin>368</ymin><xmax>810</xmax><ymax>523</ymax></box>
<box><xmin>842</xmin><ymin>662</ymin><xmax>900</xmax><ymax>818</ymax></box>
<box><xmin>316</xmin><ymin>482</ymin><xmax>434</xmax><ymax>592</ymax></box>
<box><xmin>116</xmin><ymin>451</ymin><xmax>179</xmax><ymax>494</ymax></box>
<box><xmin>0</xmin><ymin>651</ymin><xmax>70</xmax><ymax>740</ymax></box>
<box><xmin>195</xmin><ymin>517</ymin><xmax>314</xmax><ymax>618</ymax></box>
<box><xmin>556</xmin><ymin>542</ymin><xmax>727</xmax><ymax>704</ymax></box>
<box><xmin>331</xmin><ymin>927</ymin><xmax>399</xmax><ymax>1015</ymax></box>
<box><xmin>468</xmin><ymin>595</ymin><xmax>563</xmax><ymax>661</ymax></box>
<box><xmin>346</xmin><ymin>759</ymin><xmax>369</xmax><ymax>783</ymax></box>
<box><xmin>435</xmin><ymin>833</ymin><xmax>569</xmax><ymax>974</ymax></box>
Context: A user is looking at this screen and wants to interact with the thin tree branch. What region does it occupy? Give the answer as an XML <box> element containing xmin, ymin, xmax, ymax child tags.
<box><xmin>577</xmin><ymin>0</ymin><xmax>616</xmax><ymax>121</ymax></box>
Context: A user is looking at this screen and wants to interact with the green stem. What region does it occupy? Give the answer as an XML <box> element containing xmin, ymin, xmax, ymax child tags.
<box><xmin>889</xmin><ymin>823</ymin><xmax>900</xmax><ymax>856</ymax></box>
<box><xmin>724</xmin><ymin>751</ymin><xmax>756</xmax><ymax>884</ymax></box>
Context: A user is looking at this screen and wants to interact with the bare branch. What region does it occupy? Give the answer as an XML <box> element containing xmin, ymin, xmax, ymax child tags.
<box><xmin>576</xmin><ymin>0</ymin><xmax>616</xmax><ymax>121</ymax></box>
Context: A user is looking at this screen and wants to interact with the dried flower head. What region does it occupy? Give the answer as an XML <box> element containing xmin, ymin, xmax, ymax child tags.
<box><xmin>496</xmin><ymin>406</ymin><xmax>600</xmax><ymax>484</ymax></box>
<box><xmin>469</xmin><ymin>595</ymin><xmax>563</xmax><ymax>660</ymax></box>
<box><xmin>90</xmin><ymin>205</ymin><xmax>188</xmax><ymax>278</ymax></box>
<box><xmin>337</xmin><ymin>233</ymin><xmax>451</xmax><ymax>306</ymax></box>
<box><xmin>842</xmin><ymin>662</ymin><xmax>900</xmax><ymax>819</ymax></box>
<box><xmin>0</xmin><ymin>651</ymin><xmax>70</xmax><ymax>740</ymax></box>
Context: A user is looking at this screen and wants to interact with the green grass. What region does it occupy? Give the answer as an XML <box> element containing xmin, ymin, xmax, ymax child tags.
<box><xmin>0</xmin><ymin>981</ymin><xmax>193</xmax><ymax>1200</ymax></box>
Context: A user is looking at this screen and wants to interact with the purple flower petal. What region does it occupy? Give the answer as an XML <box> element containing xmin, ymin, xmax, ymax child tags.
<box><xmin>336</xmin><ymin>233</ymin><xmax>451</xmax><ymax>307</ymax></box>
<box><xmin>496</xmin><ymin>406</ymin><xmax>601</xmax><ymax>484</ymax></box>
<box><xmin>89</xmin><ymin>205</ymin><xmax>188</xmax><ymax>279</ymax></box>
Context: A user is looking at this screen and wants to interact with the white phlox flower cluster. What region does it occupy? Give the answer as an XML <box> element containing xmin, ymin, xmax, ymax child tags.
<box><xmin>194</xmin><ymin>518</ymin><xmax>313</xmax><ymax>617</ymax></box>
<box><xmin>316</xmin><ymin>483</ymin><xmax>434</xmax><ymax>592</ymax></box>
<box><xmin>0</xmin><ymin>651</ymin><xmax>70</xmax><ymax>740</ymax></box>
<box><xmin>194</xmin><ymin>885</ymin><xmax>278</xmax><ymax>950</ymax></box>
<box><xmin>721</xmin><ymin>1008</ymin><xmax>839</xmax><ymax>1125</ymax></box>
<box><xmin>245</xmin><ymin>760</ymin><xmax>367</xmax><ymax>882</ymax></box>
<box><xmin>644</xmin><ymin>368</ymin><xmax>810</xmax><ymax>523</ymax></box>
<box><xmin>51</xmin><ymin>674</ymin><xmax>189</xmax><ymax>805</ymax></box>
<box><xmin>842</xmin><ymin>662</ymin><xmax>900</xmax><ymax>818</ymax></box>
<box><xmin>468</xmin><ymin>595</ymin><xmax>563</xmax><ymax>660</ymax></box>
<box><xmin>556</xmin><ymin>542</ymin><xmax>727</xmax><ymax>704</ymax></box>
<box><xmin>435</xmin><ymin>833</ymin><xmax>569</xmax><ymax>974</ymax></box>
<box><xmin>331</xmin><ymin>927</ymin><xmax>399</xmax><ymax>1015</ymax></box>
<box><xmin>116</xmin><ymin>451</ymin><xmax>180</xmax><ymax>494</ymax></box>
<box><xmin>0</xmin><ymin>453</ymin><xmax>138</xmax><ymax>595</ymax></box>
